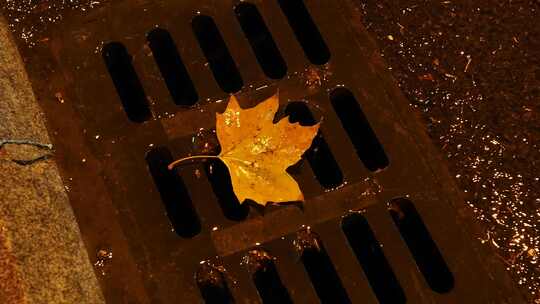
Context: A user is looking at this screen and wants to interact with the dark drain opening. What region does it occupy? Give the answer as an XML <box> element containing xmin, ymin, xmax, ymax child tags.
<box><xmin>246</xmin><ymin>250</ymin><xmax>293</xmax><ymax>304</ymax></box>
<box><xmin>146</xmin><ymin>147</ymin><xmax>201</xmax><ymax>237</ymax></box>
<box><xmin>342</xmin><ymin>213</ymin><xmax>406</xmax><ymax>304</ymax></box>
<box><xmin>205</xmin><ymin>160</ymin><xmax>249</xmax><ymax>221</ymax></box>
<box><xmin>389</xmin><ymin>198</ymin><xmax>454</xmax><ymax>293</ymax></box>
<box><xmin>277</xmin><ymin>0</ymin><xmax>330</xmax><ymax>65</ymax></box>
<box><xmin>192</xmin><ymin>15</ymin><xmax>243</xmax><ymax>93</ymax></box>
<box><xmin>196</xmin><ymin>263</ymin><xmax>235</xmax><ymax>304</ymax></box>
<box><xmin>147</xmin><ymin>28</ymin><xmax>198</xmax><ymax>106</ymax></box>
<box><xmin>330</xmin><ymin>88</ymin><xmax>389</xmax><ymax>172</ymax></box>
<box><xmin>235</xmin><ymin>2</ymin><xmax>287</xmax><ymax>79</ymax></box>
<box><xmin>102</xmin><ymin>42</ymin><xmax>151</xmax><ymax>122</ymax></box>
<box><xmin>285</xmin><ymin>102</ymin><xmax>343</xmax><ymax>189</ymax></box>
<box><xmin>296</xmin><ymin>229</ymin><xmax>351</xmax><ymax>304</ymax></box>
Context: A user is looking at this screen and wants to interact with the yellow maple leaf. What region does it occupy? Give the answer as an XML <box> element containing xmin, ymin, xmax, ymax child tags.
<box><xmin>168</xmin><ymin>93</ymin><xmax>320</xmax><ymax>206</ymax></box>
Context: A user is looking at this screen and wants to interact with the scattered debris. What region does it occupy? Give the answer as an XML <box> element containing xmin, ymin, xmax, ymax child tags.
<box><xmin>0</xmin><ymin>139</ymin><xmax>53</xmax><ymax>165</ymax></box>
<box><xmin>0</xmin><ymin>139</ymin><xmax>52</xmax><ymax>150</ymax></box>
<box><xmin>464</xmin><ymin>56</ymin><xmax>472</xmax><ymax>73</ymax></box>
<box><xmin>94</xmin><ymin>247</ymin><xmax>113</xmax><ymax>276</ymax></box>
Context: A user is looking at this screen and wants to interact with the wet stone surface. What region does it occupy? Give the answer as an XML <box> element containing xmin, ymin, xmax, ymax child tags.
<box><xmin>0</xmin><ymin>0</ymin><xmax>107</xmax><ymax>46</ymax></box>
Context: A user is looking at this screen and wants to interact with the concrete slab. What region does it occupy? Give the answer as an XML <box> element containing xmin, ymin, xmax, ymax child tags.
<box><xmin>0</xmin><ymin>15</ymin><xmax>104</xmax><ymax>304</ymax></box>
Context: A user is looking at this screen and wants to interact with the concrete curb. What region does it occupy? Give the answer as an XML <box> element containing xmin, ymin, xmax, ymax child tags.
<box><xmin>0</xmin><ymin>14</ymin><xmax>104</xmax><ymax>304</ymax></box>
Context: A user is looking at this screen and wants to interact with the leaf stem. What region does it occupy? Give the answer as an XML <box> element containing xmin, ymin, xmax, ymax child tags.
<box><xmin>168</xmin><ymin>155</ymin><xmax>220</xmax><ymax>170</ymax></box>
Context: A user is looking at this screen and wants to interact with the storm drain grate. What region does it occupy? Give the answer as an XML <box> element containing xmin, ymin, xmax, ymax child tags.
<box><xmin>7</xmin><ymin>0</ymin><xmax>522</xmax><ymax>303</ymax></box>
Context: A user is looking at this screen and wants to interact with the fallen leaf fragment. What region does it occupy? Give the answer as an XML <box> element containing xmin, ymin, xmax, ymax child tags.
<box><xmin>169</xmin><ymin>93</ymin><xmax>320</xmax><ymax>206</ymax></box>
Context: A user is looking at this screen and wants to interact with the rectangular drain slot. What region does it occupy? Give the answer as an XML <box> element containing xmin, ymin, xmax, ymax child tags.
<box><xmin>246</xmin><ymin>249</ymin><xmax>293</xmax><ymax>304</ymax></box>
<box><xmin>389</xmin><ymin>198</ymin><xmax>454</xmax><ymax>293</ymax></box>
<box><xmin>342</xmin><ymin>213</ymin><xmax>406</xmax><ymax>304</ymax></box>
<box><xmin>147</xmin><ymin>28</ymin><xmax>199</xmax><ymax>106</ymax></box>
<box><xmin>192</xmin><ymin>15</ymin><xmax>244</xmax><ymax>93</ymax></box>
<box><xmin>285</xmin><ymin>101</ymin><xmax>343</xmax><ymax>189</ymax></box>
<box><xmin>196</xmin><ymin>262</ymin><xmax>234</xmax><ymax>304</ymax></box>
<box><xmin>235</xmin><ymin>2</ymin><xmax>287</xmax><ymax>79</ymax></box>
<box><xmin>330</xmin><ymin>88</ymin><xmax>389</xmax><ymax>172</ymax></box>
<box><xmin>277</xmin><ymin>0</ymin><xmax>330</xmax><ymax>64</ymax></box>
<box><xmin>296</xmin><ymin>229</ymin><xmax>351</xmax><ymax>304</ymax></box>
<box><xmin>102</xmin><ymin>42</ymin><xmax>151</xmax><ymax>122</ymax></box>
<box><xmin>146</xmin><ymin>147</ymin><xmax>201</xmax><ymax>237</ymax></box>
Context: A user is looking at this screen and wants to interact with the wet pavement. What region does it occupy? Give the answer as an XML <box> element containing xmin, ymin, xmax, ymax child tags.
<box><xmin>358</xmin><ymin>0</ymin><xmax>540</xmax><ymax>302</ymax></box>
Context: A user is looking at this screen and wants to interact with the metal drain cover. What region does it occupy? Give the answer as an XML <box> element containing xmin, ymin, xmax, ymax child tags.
<box><xmin>4</xmin><ymin>0</ymin><xmax>523</xmax><ymax>303</ymax></box>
